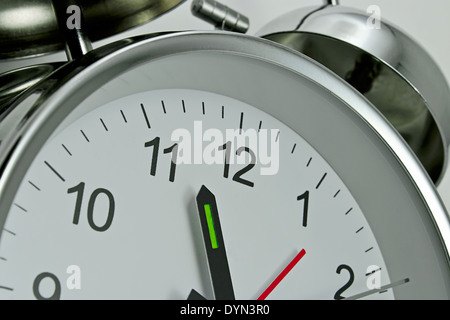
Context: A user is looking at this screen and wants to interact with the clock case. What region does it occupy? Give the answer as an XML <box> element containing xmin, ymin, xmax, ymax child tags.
<box><xmin>0</xmin><ymin>0</ymin><xmax>449</xmax><ymax>298</ymax></box>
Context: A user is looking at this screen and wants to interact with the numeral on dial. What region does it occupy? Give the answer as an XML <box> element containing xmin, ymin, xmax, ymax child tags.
<box><xmin>334</xmin><ymin>264</ymin><xmax>355</xmax><ymax>300</ymax></box>
<box><xmin>145</xmin><ymin>137</ymin><xmax>178</xmax><ymax>182</ymax></box>
<box><xmin>218</xmin><ymin>142</ymin><xmax>256</xmax><ymax>188</ymax></box>
<box><xmin>67</xmin><ymin>182</ymin><xmax>115</xmax><ymax>232</ymax></box>
<box><xmin>297</xmin><ymin>191</ymin><xmax>310</xmax><ymax>227</ymax></box>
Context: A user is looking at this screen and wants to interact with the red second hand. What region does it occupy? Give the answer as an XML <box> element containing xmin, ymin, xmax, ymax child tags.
<box><xmin>257</xmin><ymin>249</ymin><xmax>306</xmax><ymax>300</ymax></box>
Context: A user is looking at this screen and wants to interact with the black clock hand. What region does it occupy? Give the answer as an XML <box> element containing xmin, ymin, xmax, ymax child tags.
<box><xmin>187</xmin><ymin>289</ymin><xmax>207</xmax><ymax>300</ymax></box>
<box><xmin>196</xmin><ymin>185</ymin><xmax>235</xmax><ymax>300</ymax></box>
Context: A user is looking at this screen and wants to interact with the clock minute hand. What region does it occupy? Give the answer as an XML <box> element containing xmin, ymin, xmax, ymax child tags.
<box><xmin>196</xmin><ymin>185</ymin><xmax>235</xmax><ymax>300</ymax></box>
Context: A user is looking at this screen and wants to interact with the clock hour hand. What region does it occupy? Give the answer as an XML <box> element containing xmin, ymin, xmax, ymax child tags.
<box><xmin>196</xmin><ymin>185</ymin><xmax>235</xmax><ymax>300</ymax></box>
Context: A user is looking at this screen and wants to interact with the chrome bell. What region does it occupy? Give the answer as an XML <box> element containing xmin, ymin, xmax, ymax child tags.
<box><xmin>258</xmin><ymin>0</ymin><xmax>450</xmax><ymax>184</ymax></box>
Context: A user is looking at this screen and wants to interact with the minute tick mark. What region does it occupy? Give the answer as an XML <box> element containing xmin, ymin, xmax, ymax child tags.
<box><xmin>141</xmin><ymin>103</ymin><xmax>151</xmax><ymax>129</ymax></box>
<box><xmin>356</xmin><ymin>227</ymin><xmax>364</xmax><ymax>234</ymax></box>
<box><xmin>44</xmin><ymin>161</ymin><xmax>66</xmax><ymax>182</ymax></box>
<box><xmin>14</xmin><ymin>203</ymin><xmax>27</xmax><ymax>213</ymax></box>
<box><xmin>62</xmin><ymin>144</ymin><xmax>72</xmax><ymax>156</ymax></box>
<box><xmin>291</xmin><ymin>144</ymin><xmax>297</xmax><ymax>154</ymax></box>
<box><xmin>28</xmin><ymin>180</ymin><xmax>41</xmax><ymax>191</ymax></box>
<box><xmin>316</xmin><ymin>172</ymin><xmax>327</xmax><ymax>189</ymax></box>
<box><xmin>365</xmin><ymin>267</ymin><xmax>382</xmax><ymax>276</ymax></box>
<box><xmin>100</xmin><ymin>118</ymin><xmax>108</xmax><ymax>131</ymax></box>
<box><xmin>120</xmin><ymin>110</ymin><xmax>128</xmax><ymax>123</ymax></box>
<box><xmin>0</xmin><ymin>286</ymin><xmax>13</xmax><ymax>292</ymax></box>
<box><xmin>239</xmin><ymin>112</ymin><xmax>244</xmax><ymax>134</ymax></box>
<box><xmin>3</xmin><ymin>229</ymin><xmax>16</xmax><ymax>236</ymax></box>
<box><xmin>80</xmin><ymin>130</ymin><xmax>90</xmax><ymax>142</ymax></box>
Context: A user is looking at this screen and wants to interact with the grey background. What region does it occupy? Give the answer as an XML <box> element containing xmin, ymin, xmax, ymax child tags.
<box><xmin>1</xmin><ymin>0</ymin><xmax>450</xmax><ymax>208</ymax></box>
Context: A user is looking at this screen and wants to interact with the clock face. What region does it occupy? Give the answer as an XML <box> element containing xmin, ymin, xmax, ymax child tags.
<box><xmin>0</xmin><ymin>89</ymin><xmax>392</xmax><ymax>299</ymax></box>
<box><xmin>0</xmin><ymin>32</ymin><xmax>448</xmax><ymax>300</ymax></box>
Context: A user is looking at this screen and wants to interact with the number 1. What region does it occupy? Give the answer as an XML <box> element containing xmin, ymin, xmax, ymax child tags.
<box><xmin>297</xmin><ymin>191</ymin><xmax>309</xmax><ymax>227</ymax></box>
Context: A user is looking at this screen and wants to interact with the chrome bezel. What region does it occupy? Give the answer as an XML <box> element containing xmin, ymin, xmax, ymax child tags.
<box><xmin>0</xmin><ymin>31</ymin><xmax>448</xmax><ymax>298</ymax></box>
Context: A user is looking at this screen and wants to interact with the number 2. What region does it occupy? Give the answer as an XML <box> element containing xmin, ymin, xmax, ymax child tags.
<box><xmin>334</xmin><ymin>264</ymin><xmax>355</xmax><ymax>300</ymax></box>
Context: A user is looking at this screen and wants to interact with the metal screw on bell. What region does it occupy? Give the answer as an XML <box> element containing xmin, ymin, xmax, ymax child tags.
<box><xmin>191</xmin><ymin>0</ymin><xmax>249</xmax><ymax>33</ymax></box>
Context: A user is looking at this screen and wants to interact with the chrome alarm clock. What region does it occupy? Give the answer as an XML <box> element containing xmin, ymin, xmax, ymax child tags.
<box><xmin>0</xmin><ymin>0</ymin><xmax>449</xmax><ymax>300</ymax></box>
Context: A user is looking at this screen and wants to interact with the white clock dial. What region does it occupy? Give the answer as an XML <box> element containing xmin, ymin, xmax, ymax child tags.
<box><xmin>0</xmin><ymin>89</ymin><xmax>391</xmax><ymax>299</ymax></box>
